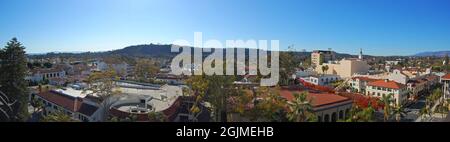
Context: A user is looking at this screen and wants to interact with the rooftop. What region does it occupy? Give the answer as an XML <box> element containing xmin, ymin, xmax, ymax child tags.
<box><xmin>352</xmin><ymin>76</ymin><xmax>379</xmax><ymax>82</ymax></box>
<box><xmin>35</xmin><ymin>90</ymin><xmax>98</xmax><ymax>115</ymax></box>
<box><xmin>443</xmin><ymin>74</ymin><xmax>450</xmax><ymax>80</ymax></box>
<box><xmin>367</xmin><ymin>80</ymin><xmax>405</xmax><ymax>89</ymax></box>
<box><xmin>279</xmin><ymin>89</ymin><xmax>351</xmax><ymax>108</ymax></box>
<box><xmin>53</xmin><ymin>88</ymin><xmax>90</xmax><ymax>98</ymax></box>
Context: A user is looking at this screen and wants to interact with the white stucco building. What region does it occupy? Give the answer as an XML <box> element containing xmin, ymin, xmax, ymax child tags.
<box><xmin>365</xmin><ymin>79</ymin><xmax>408</xmax><ymax>106</ymax></box>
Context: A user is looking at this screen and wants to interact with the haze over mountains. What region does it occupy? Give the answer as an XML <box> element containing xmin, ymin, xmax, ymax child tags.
<box><xmin>28</xmin><ymin>44</ymin><xmax>447</xmax><ymax>59</ymax></box>
<box><xmin>413</xmin><ymin>51</ymin><xmax>450</xmax><ymax>57</ymax></box>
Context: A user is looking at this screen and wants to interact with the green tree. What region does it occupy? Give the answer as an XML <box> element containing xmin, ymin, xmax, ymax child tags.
<box><xmin>0</xmin><ymin>38</ymin><xmax>29</xmax><ymax>121</ymax></box>
<box><xmin>148</xmin><ymin>111</ymin><xmax>166</xmax><ymax>122</ymax></box>
<box><xmin>287</xmin><ymin>92</ymin><xmax>316</xmax><ymax>122</ymax></box>
<box><xmin>84</xmin><ymin>69</ymin><xmax>122</xmax><ymax>121</ymax></box>
<box><xmin>345</xmin><ymin>105</ymin><xmax>375</xmax><ymax>122</ymax></box>
<box><xmin>380</xmin><ymin>94</ymin><xmax>394</xmax><ymax>122</ymax></box>
<box><xmin>41</xmin><ymin>111</ymin><xmax>76</xmax><ymax>122</ymax></box>
<box><xmin>30</xmin><ymin>97</ymin><xmax>45</xmax><ymax>113</ymax></box>
<box><xmin>185</xmin><ymin>75</ymin><xmax>209</xmax><ymax>122</ymax></box>
<box><xmin>134</xmin><ymin>58</ymin><xmax>159</xmax><ymax>82</ymax></box>
<box><xmin>279</xmin><ymin>51</ymin><xmax>298</xmax><ymax>85</ymax></box>
<box><xmin>43</xmin><ymin>62</ymin><xmax>53</xmax><ymax>68</ymax></box>
<box><xmin>392</xmin><ymin>105</ymin><xmax>408</xmax><ymax>122</ymax></box>
<box><xmin>257</xmin><ymin>86</ymin><xmax>288</xmax><ymax>122</ymax></box>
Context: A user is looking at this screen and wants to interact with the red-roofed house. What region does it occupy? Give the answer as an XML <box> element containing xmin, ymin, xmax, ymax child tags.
<box><xmin>31</xmin><ymin>90</ymin><xmax>101</xmax><ymax>122</ymax></box>
<box><xmin>366</xmin><ymin>79</ymin><xmax>408</xmax><ymax>105</ymax></box>
<box><xmin>279</xmin><ymin>89</ymin><xmax>352</xmax><ymax>122</ymax></box>
<box><xmin>443</xmin><ymin>74</ymin><xmax>450</xmax><ymax>99</ymax></box>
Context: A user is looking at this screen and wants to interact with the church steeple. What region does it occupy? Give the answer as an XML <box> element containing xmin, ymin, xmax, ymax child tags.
<box><xmin>359</xmin><ymin>48</ymin><xmax>363</xmax><ymax>60</ymax></box>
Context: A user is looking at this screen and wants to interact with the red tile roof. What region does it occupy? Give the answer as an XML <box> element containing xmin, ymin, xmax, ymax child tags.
<box><xmin>36</xmin><ymin>90</ymin><xmax>81</xmax><ymax>112</ymax></box>
<box><xmin>367</xmin><ymin>80</ymin><xmax>405</xmax><ymax>89</ymax></box>
<box><xmin>279</xmin><ymin>89</ymin><xmax>351</xmax><ymax>108</ymax></box>
<box><xmin>36</xmin><ymin>90</ymin><xmax>98</xmax><ymax>116</ymax></box>
<box><xmin>443</xmin><ymin>74</ymin><xmax>450</xmax><ymax>80</ymax></box>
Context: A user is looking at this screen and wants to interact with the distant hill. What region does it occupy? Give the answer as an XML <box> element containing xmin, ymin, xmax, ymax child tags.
<box><xmin>28</xmin><ymin>44</ymin><xmax>368</xmax><ymax>59</ymax></box>
<box><xmin>413</xmin><ymin>51</ymin><xmax>450</xmax><ymax>57</ymax></box>
<box><xmin>107</xmin><ymin>44</ymin><xmax>359</xmax><ymax>58</ymax></box>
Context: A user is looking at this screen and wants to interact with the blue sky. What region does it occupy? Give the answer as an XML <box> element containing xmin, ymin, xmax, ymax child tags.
<box><xmin>1</xmin><ymin>0</ymin><xmax>450</xmax><ymax>56</ymax></box>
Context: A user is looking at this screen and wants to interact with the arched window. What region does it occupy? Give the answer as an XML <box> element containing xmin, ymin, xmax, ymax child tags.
<box><xmin>331</xmin><ymin>112</ymin><xmax>337</xmax><ymax>122</ymax></box>
<box><xmin>339</xmin><ymin>110</ymin><xmax>344</xmax><ymax>120</ymax></box>
<box><xmin>324</xmin><ymin>114</ymin><xmax>330</xmax><ymax>122</ymax></box>
<box><xmin>318</xmin><ymin>116</ymin><xmax>322</xmax><ymax>122</ymax></box>
<box><xmin>345</xmin><ymin>109</ymin><xmax>350</xmax><ymax>118</ymax></box>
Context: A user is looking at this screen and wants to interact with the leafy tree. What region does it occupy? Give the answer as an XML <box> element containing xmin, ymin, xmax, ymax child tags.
<box><xmin>257</xmin><ymin>86</ymin><xmax>288</xmax><ymax>122</ymax></box>
<box><xmin>287</xmin><ymin>92</ymin><xmax>316</xmax><ymax>122</ymax></box>
<box><xmin>43</xmin><ymin>62</ymin><xmax>53</xmax><ymax>68</ymax></box>
<box><xmin>0</xmin><ymin>38</ymin><xmax>29</xmax><ymax>121</ymax></box>
<box><xmin>345</xmin><ymin>105</ymin><xmax>376</xmax><ymax>122</ymax></box>
<box><xmin>134</xmin><ymin>58</ymin><xmax>160</xmax><ymax>82</ymax></box>
<box><xmin>185</xmin><ymin>75</ymin><xmax>209</xmax><ymax>122</ymax></box>
<box><xmin>84</xmin><ymin>69</ymin><xmax>122</xmax><ymax>121</ymax></box>
<box><xmin>30</xmin><ymin>97</ymin><xmax>44</xmax><ymax>113</ymax></box>
<box><xmin>148</xmin><ymin>111</ymin><xmax>166</xmax><ymax>122</ymax></box>
<box><xmin>279</xmin><ymin>51</ymin><xmax>298</xmax><ymax>85</ymax></box>
<box><xmin>41</xmin><ymin>110</ymin><xmax>76</xmax><ymax>122</ymax></box>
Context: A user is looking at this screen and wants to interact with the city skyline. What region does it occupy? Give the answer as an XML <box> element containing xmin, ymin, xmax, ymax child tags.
<box><xmin>1</xmin><ymin>0</ymin><xmax>450</xmax><ymax>56</ymax></box>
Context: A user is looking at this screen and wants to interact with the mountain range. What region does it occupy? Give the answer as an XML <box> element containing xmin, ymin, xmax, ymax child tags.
<box><xmin>31</xmin><ymin>44</ymin><xmax>449</xmax><ymax>59</ymax></box>
<box><xmin>413</xmin><ymin>51</ymin><xmax>450</xmax><ymax>57</ymax></box>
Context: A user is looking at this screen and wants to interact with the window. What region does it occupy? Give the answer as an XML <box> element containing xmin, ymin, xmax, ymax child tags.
<box><xmin>324</xmin><ymin>114</ymin><xmax>330</xmax><ymax>122</ymax></box>
<box><xmin>331</xmin><ymin>112</ymin><xmax>337</xmax><ymax>122</ymax></box>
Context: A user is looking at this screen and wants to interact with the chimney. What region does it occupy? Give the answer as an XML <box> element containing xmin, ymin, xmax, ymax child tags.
<box><xmin>385</xmin><ymin>79</ymin><xmax>389</xmax><ymax>83</ymax></box>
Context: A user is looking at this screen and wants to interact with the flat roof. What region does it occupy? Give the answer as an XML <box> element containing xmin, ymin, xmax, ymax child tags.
<box><xmin>53</xmin><ymin>88</ymin><xmax>90</xmax><ymax>98</ymax></box>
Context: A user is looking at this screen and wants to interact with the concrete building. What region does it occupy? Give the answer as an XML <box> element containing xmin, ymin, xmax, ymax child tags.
<box><xmin>280</xmin><ymin>88</ymin><xmax>352</xmax><ymax>122</ymax></box>
<box><xmin>366</xmin><ymin>79</ymin><xmax>408</xmax><ymax>106</ymax></box>
<box><xmin>26</xmin><ymin>68</ymin><xmax>67</xmax><ymax>83</ymax></box>
<box><xmin>109</xmin><ymin>80</ymin><xmax>209</xmax><ymax>122</ymax></box>
<box><xmin>316</xmin><ymin>58</ymin><xmax>370</xmax><ymax>78</ymax></box>
<box><xmin>31</xmin><ymin>88</ymin><xmax>102</xmax><ymax>122</ymax></box>
<box><xmin>311</xmin><ymin>50</ymin><xmax>335</xmax><ymax>67</ymax></box>
<box><xmin>388</xmin><ymin>69</ymin><xmax>409</xmax><ymax>85</ymax></box>
<box><xmin>300</xmin><ymin>74</ymin><xmax>341</xmax><ymax>86</ymax></box>
<box><xmin>348</xmin><ymin>76</ymin><xmax>380</xmax><ymax>93</ymax></box>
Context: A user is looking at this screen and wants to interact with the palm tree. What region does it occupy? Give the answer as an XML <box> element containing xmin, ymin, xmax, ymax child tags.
<box><xmin>380</xmin><ymin>94</ymin><xmax>394</xmax><ymax>122</ymax></box>
<box><xmin>358</xmin><ymin>106</ymin><xmax>376</xmax><ymax>122</ymax></box>
<box><xmin>392</xmin><ymin>105</ymin><xmax>408</xmax><ymax>122</ymax></box>
<box><xmin>287</xmin><ymin>92</ymin><xmax>316</xmax><ymax>122</ymax></box>
<box><xmin>419</xmin><ymin>107</ymin><xmax>429</xmax><ymax>120</ymax></box>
